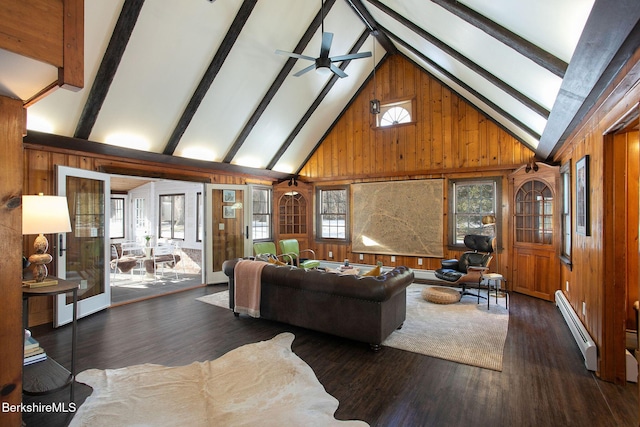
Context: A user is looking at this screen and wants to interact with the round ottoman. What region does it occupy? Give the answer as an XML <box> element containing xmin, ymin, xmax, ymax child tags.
<box><xmin>422</xmin><ymin>286</ymin><xmax>461</xmax><ymax>304</ymax></box>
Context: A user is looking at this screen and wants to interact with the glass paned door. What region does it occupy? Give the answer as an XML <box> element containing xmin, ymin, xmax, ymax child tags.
<box><xmin>56</xmin><ymin>167</ymin><xmax>110</xmax><ymax>326</ymax></box>
<box><xmin>204</xmin><ymin>184</ymin><xmax>250</xmax><ymax>283</ymax></box>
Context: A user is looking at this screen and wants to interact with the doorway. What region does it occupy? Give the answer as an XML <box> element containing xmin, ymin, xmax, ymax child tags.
<box><xmin>204</xmin><ymin>184</ymin><xmax>252</xmax><ymax>284</ymax></box>
<box><xmin>108</xmin><ymin>176</ymin><xmax>206</xmax><ymax>305</ymax></box>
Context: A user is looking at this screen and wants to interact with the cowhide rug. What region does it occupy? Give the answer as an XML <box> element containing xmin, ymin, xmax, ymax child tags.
<box><xmin>69</xmin><ymin>333</ymin><xmax>367</xmax><ymax>426</ymax></box>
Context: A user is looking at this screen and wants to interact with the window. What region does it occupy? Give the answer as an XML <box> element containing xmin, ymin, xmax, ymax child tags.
<box><xmin>133</xmin><ymin>198</ymin><xmax>145</xmax><ymax>238</ymax></box>
<box><xmin>159</xmin><ymin>194</ymin><xmax>185</xmax><ymax>240</ymax></box>
<box><xmin>450</xmin><ymin>179</ymin><xmax>498</xmax><ymax>245</ymax></box>
<box><xmin>317</xmin><ymin>187</ymin><xmax>349</xmax><ymax>240</ymax></box>
<box><xmin>252</xmin><ymin>187</ymin><xmax>272</xmax><ymax>241</ymax></box>
<box><xmin>109</xmin><ymin>197</ymin><xmax>125</xmax><ymax>239</ymax></box>
<box><xmin>560</xmin><ymin>163</ymin><xmax>572</xmax><ymax>265</ymax></box>
<box><xmin>196</xmin><ymin>192</ymin><xmax>203</xmax><ymax>242</ymax></box>
<box><xmin>515</xmin><ymin>180</ymin><xmax>553</xmax><ymax>244</ymax></box>
<box><xmin>376</xmin><ymin>99</ymin><xmax>413</xmax><ymax>128</ymax></box>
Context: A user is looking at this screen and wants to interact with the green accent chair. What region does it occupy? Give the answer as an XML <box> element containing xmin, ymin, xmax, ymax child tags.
<box><xmin>253</xmin><ymin>242</ymin><xmax>292</xmax><ymax>264</ymax></box>
<box><xmin>278</xmin><ymin>239</ymin><xmax>320</xmax><ymax>269</ymax></box>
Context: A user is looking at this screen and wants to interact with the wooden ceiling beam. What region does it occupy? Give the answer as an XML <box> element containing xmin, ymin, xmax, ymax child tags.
<box><xmin>24</xmin><ymin>130</ymin><xmax>289</xmax><ymax>181</ymax></box>
<box><xmin>221</xmin><ymin>0</ymin><xmax>338</xmax><ymax>164</ymax></box>
<box><xmin>74</xmin><ymin>0</ymin><xmax>144</xmax><ymax>139</ymax></box>
<box><xmin>382</xmin><ymin>29</ymin><xmax>540</xmax><ymax>145</ymax></box>
<box><xmin>344</xmin><ymin>0</ymin><xmax>396</xmax><ymax>54</ymax></box>
<box><xmin>430</xmin><ymin>0</ymin><xmax>567</xmax><ymax>78</ymax></box>
<box><xmin>163</xmin><ymin>0</ymin><xmax>258</xmax><ymax>156</ymax></box>
<box><xmin>366</xmin><ymin>0</ymin><xmax>549</xmax><ymax>120</ymax></box>
<box><xmin>537</xmin><ymin>0</ymin><xmax>640</xmax><ymax>159</ymax></box>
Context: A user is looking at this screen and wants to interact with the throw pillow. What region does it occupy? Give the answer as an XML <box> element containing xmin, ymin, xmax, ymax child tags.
<box><xmin>267</xmin><ymin>256</ymin><xmax>286</xmax><ymax>266</ymax></box>
<box><xmin>362</xmin><ymin>265</ymin><xmax>381</xmax><ymax>277</ymax></box>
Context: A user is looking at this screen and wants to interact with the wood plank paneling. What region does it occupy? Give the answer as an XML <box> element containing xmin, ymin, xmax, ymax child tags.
<box><xmin>298</xmin><ymin>55</ymin><xmax>532</xmax><ymax>276</ymax></box>
<box><xmin>554</xmin><ymin>50</ymin><xmax>640</xmax><ymax>383</ymax></box>
<box><xmin>0</xmin><ymin>96</ymin><xmax>25</xmax><ymax>427</ymax></box>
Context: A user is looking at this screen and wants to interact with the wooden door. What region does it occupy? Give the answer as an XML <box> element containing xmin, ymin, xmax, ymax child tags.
<box><xmin>510</xmin><ymin>164</ymin><xmax>561</xmax><ymax>301</ymax></box>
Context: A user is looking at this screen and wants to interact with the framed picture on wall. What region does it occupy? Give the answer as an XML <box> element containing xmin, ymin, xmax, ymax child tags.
<box><xmin>223</xmin><ymin>190</ymin><xmax>236</xmax><ymax>203</ymax></box>
<box><xmin>576</xmin><ymin>155</ymin><xmax>590</xmax><ymax>236</ymax></box>
<box><xmin>223</xmin><ymin>206</ymin><xmax>235</xmax><ymax>219</ymax></box>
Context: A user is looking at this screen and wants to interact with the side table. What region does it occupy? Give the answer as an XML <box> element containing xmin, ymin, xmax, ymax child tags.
<box><xmin>22</xmin><ymin>279</ymin><xmax>79</xmax><ymax>401</ymax></box>
<box><xmin>482</xmin><ymin>273</ymin><xmax>508</xmax><ymax>310</ymax></box>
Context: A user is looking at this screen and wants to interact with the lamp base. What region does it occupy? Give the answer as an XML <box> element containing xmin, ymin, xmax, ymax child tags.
<box><xmin>22</xmin><ymin>278</ymin><xmax>59</xmax><ymax>288</ymax></box>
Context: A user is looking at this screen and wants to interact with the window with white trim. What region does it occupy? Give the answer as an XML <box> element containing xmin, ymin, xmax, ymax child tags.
<box><xmin>109</xmin><ymin>197</ymin><xmax>125</xmax><ymax>239</ymax></box>
<box><xmin>252</xmin><ymin>187</ymin><xmax>272</xmax><ymax>241</ymax></box>
<box><xmin>376</xmin><ymin>99</ymin><xmax>413</xmax><ymax>128</ymax></box>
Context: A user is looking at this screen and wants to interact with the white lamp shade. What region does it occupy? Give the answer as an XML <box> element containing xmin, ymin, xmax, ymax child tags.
<box><xmin>22</xmin><ymin>195</ymin><xmax>72</xmax><ymax>235</ymax></box>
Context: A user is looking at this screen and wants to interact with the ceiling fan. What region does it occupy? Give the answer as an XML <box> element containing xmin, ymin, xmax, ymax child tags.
<box><xmin>275</xmin><ymin>0</ymin><xmax>371</xmax><ymax>78</ymax></box>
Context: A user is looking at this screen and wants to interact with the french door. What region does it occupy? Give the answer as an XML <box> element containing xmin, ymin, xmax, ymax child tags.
<box><xmin>204</xmin><ymin>184</ymin><xmax>251</xmax><ymax>284</ymax></box>
<box><xmin>56</xmin><ymin>166</ymin><xmax>111</xmax><ymax>326</ymax></box>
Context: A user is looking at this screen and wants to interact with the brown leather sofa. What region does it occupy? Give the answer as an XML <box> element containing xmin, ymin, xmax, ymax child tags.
<box><xmin>222</xmin><ymin>259</ymin><xmax>414</xmax><ymax>350</ymax></box>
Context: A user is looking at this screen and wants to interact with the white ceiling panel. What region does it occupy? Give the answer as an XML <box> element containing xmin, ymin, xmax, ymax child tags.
<box><xmin>176</xmin><ymin>0</ymin><xmax>319</xmax><ymax>163</ymax></box>
<box><xmin>90</xmin><ymin>0</ymin><xmax>244</xmax><ymax>152</ymax></box>
<box><xmin>461</xmin><ymin>0</ymin><xmax>595</xmax><ymax>62</ymax></box>
<box><xmin>231</xmin><ymin>0</ymin><xmax>370</xmax><ymax>169</ymax></box>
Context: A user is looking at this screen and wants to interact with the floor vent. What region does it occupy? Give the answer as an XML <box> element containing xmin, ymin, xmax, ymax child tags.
<box><xmin>555</xmin><ymin>290</ymin><xmax>597</xmax><ymax>371</ymax></box>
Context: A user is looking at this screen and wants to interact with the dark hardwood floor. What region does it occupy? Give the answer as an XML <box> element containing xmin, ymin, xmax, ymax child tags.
<box><xmin>22</xmin><ymin>286</ymin><xmax>638</xmax><ymax>427</ymax></box>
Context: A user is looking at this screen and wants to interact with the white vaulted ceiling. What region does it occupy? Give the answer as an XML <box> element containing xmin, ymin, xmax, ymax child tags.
<box><xmin>2</xmin><ymin>0</ymin><xmax>639</xmax><ymax>177</ymax></box>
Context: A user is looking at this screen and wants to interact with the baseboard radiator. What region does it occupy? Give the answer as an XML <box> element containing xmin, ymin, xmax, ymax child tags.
<box><xmin>555</xmin><ymin>290</ymin><xmax>598</xmax><ymax>371</ymax></box>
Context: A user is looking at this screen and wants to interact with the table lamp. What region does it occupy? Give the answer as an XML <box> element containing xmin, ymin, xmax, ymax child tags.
<box><xmin>22</xmin><ymin>193</ymin><xmax>72</xmax><ymax>287</ymax></box>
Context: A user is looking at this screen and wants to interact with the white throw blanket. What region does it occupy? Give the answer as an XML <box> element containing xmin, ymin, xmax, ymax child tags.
<box><xmin>69</xmin><ymin>333</ymin><xmax>368</xmax><ymax>427</ymax></box>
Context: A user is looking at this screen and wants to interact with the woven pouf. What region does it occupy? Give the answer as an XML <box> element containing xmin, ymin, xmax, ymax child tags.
<box><xmin>422</xmin><ymin>286</ymin><xmax>461</xmax><ymax>304</ymax></box>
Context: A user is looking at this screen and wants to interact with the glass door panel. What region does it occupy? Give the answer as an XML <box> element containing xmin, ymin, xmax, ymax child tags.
<box><xmin>56</xmin><ymin>167</ymin><xmax>110</xmax><ymax>326</ymax></box>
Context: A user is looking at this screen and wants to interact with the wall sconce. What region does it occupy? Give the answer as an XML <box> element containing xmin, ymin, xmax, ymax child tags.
<box><xmin>288</xmin><ymin>177</ymin><xmax>298</xmax><ymax>187</ymax></box>
<box><xmin>370</xmin><ymin>99</ymin><xmax>380</xmax><ymax>114</ymax></box>
<box><xmin>525</xmin><ymin>157</ymin><xmax>539</xmax><ymax>173</ymax></box>
<box><xmin>22</xmin><ymin>193</ymin><xmax>72</xmax><ymax>287</ymax></box>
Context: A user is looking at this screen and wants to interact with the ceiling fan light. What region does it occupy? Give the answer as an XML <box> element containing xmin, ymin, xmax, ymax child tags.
<box><xmin>316</xmin><ymin>66</ymin><xmax>331</xmax><ymax>75</ymax></box>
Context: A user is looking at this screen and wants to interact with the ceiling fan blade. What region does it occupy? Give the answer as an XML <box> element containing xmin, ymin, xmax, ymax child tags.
<box><xmin>329</xmin><ymin>64</ymin><xmax>348</xmax><ymax>78</ymax></box>
<box><xmin>320</xmin><ymin>32</ymin><xmax>333</xmax><ymax>58</ymax></box>
<box><xmin>293</xmin><ymin>63</ymin><xmax>317</xmax><ymax>77</ymax></box>
<box><xmin>275</xmin><ymin>50</ymin><xmax>315</xmax><ymax>62</ymax></box>
<box><xmin>330</xmin><ymin>51</ymin><xmax>372</xmax><ymax>62</ymax></box>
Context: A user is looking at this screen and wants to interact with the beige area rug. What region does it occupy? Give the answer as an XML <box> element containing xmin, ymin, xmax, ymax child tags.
<box><xmin>198</xmin><ymin>284</ymin><xmax>509</xmax><ymax>371</ymax></box>
<box><xmin>69</xmin><ymin>333</ymin><xmax>367</xmax><ymax>427</ymax></box>
<box><xmin>383</xmin><ymin>284</ymin><xmax>509</xmax><ymax>371</ymax></box>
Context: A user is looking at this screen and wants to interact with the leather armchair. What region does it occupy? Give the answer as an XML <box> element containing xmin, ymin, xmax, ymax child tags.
<box><xmin>435</xmin><ymin>235</ymin><xmax>495</xmax><ymax>300</ymax></box>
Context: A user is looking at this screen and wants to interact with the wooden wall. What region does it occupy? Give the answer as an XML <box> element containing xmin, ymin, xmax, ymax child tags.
<box><xmin>554</xmin><ymin>47</ymin><xmax>640</xmax><ymax>383</ymax></box>
<box><xmin>0</xmin><ymin>97</ymin><xmax>26</xmax><ymax>427</ymax></box>
<box><xmin>299</xmin><ymin>55</ymin><xmax>534</xmax><ymax>276</ymax></box>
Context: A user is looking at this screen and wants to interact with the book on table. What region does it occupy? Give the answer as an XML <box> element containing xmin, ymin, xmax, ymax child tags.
<box><xmin>24</xmin><ymin>335</ymin><xmax>47</xmax><ymax>365</ymax></box>
<box><xmin>24</xmin><ymin>335</ymin><xmax>39</xmax><ymax>351</ymax></box>
<box><xmin>24</xmin><ymin>350</ymin><xmax>47</xmax><ymax>365</ymax></box>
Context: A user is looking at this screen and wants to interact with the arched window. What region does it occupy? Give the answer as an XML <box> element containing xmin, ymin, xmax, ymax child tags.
<box><xmin>380</xmin><ymin>106</ymin><xmax>411</xmax><ymax>126</ymax></box>
<box><xmin>376</xmin><ymin>99</ymin><xmax>413</xmax><ymax>128</ymax></box>
<box><xmin>515</xmin><ymin>180</ymin><xmax>553</xmax><ymax>244</ymax></box>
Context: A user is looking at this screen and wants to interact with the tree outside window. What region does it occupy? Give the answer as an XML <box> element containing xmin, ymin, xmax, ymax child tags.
<box><xmin>159</xmin><ymin>194</ymin><xmax>185</xmax><ymax>240</ymax></box>
<box><xmin>317</xmin><ymin>187</ymin><xmax>348</xmax><ymax>240</ymax></box>
<box><xmin>109</xmin><ymin>197</ymin><xmax>125</xmax><ymax>239</ymax></box>
<box><xmin>252</xmin><ymin>187</ymin><xmax>272</xmax><ymax>241</ymax></box>
<box><xmin>450</xmin><ymin>179</ymin><xmax>498</xmax><ymax>245</ymax></box>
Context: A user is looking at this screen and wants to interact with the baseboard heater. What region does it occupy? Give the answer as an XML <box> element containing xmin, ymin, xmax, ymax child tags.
<box><xmin>555</xmin><ymin>290</ymin><xmax>598</xmax><ymax>371</ymax></box>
